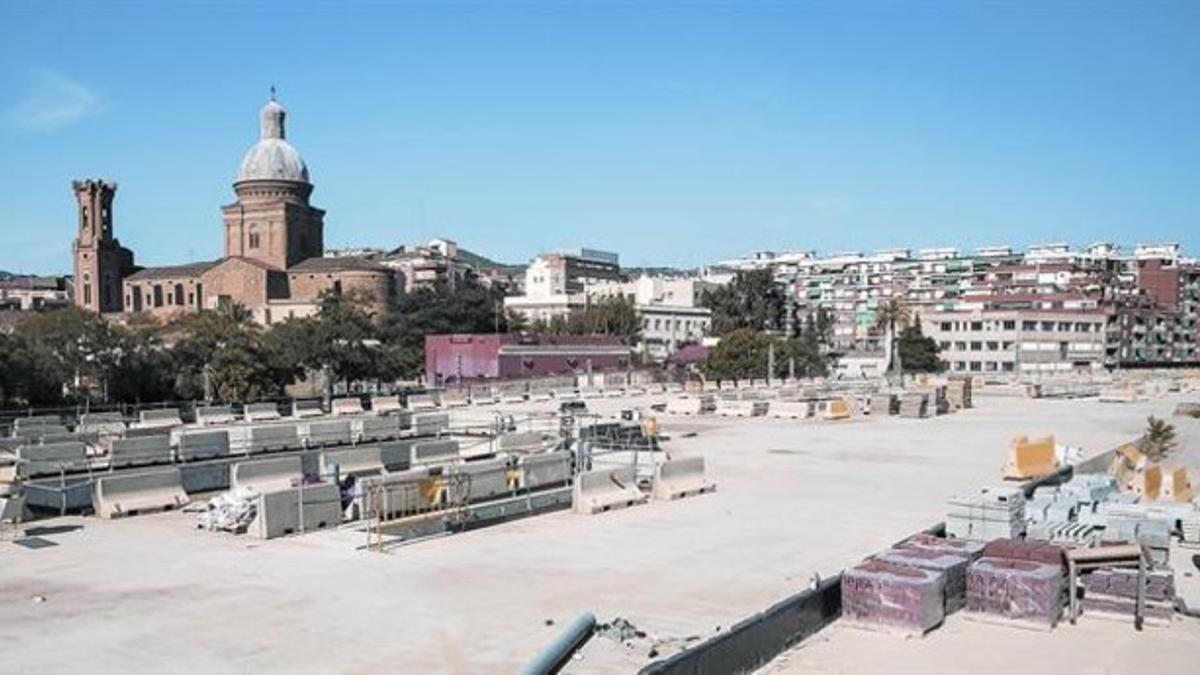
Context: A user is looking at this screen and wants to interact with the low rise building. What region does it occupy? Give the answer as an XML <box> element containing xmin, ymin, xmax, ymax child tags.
<box><xmin>921</xmin><ymin>307</ymin><xmax>1107</xmax><ymax>375</ymax></box>
<box><xmin>424</xmin><ymin>333</ymin><xmax>632</xmax><ymax>384</ymax></box>
<box><xmin>0</xmin><ymin>275</ymin><xmax>72</xmax><ymax>311</ymax></box>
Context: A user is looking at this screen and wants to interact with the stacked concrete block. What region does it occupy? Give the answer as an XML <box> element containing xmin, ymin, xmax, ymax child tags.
<box><xmin>946</xmin><ymin>486</ymin><xmax>1026</xmax><ymax>541</ymax></box>
<box><xmin>1026</xmin><ymin>521</ymin><xmax>1102</xmax><ymax>548</ymax></box>
<box><xmin>982</xmin><ymin>538</ymin><xmax>1066</xmax><ymax>568</ymax></box>
<box><xmin>1099</xmin><ymin>503</ymin><xmax>1175</xmax><ymax>561</ymax></box>
<box><xmin>874</xmin><ymin>546</ymin><xmax>973</xmax><ymax>612</ymax></box>
<box><xmin>1081</xmin><ymin>568</ymin><xmax>1175</xmax><ymax>624</ymax></box>
<box><xmin>946</xmin><ymin>378</ymin><xmax>972</xmax><ymax>410</ymax></box>
<box><xmin>842</xmin><ymin>559</ymin><xmax>946</xmax><ymax>635</ymax></box>
<box><xmin>870</xmin><ymin>393</ymin><xmax>896</xmax><ymax>417</ymax></box>
<box><xmin>900</xmin><ymin>532</ymin><xmax>986</xmax><ymax>562</ymax></box>
<box><xmin>253</xmin><ymin>483</ymin><xmax>342</xmax><ymax>540</ymax></box>
<box><xmin>966</xmin><ymin>557</ymin><xmax>1064</xmax><ymax>628</ymax></box>
<box><xmin>898</xmin><ymin>392</ymin><xmax>929</xmax><ymax>419</ymax></box>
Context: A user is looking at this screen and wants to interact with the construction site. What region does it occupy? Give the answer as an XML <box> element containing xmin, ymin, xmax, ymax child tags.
<box><xmin>2</xmin><ymin>373</ymin><xmax>1200</xmax><ymax>674</ymax></box>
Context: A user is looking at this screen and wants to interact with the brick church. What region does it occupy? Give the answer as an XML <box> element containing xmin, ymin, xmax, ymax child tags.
<box><xmin>72</xmin><ymin>93</ymin><xmax>393</xmax><ymax>325</ymax></box>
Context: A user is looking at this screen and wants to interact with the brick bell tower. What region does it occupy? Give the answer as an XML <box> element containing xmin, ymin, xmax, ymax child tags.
<box><xmin>72</xmin><ymin>179</ymin><xmax>135</xmax><ymax>313</ymax></box>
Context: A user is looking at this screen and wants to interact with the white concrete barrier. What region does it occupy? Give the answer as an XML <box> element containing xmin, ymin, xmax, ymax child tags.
<box><xmin>356</xmin><ymin>467</ymin><xmax>439</xmax><ymax>519</ymax></box>
<box><xmin>357</xmin><ymin>415</ymin><xmax>402</xmax><ymax>443</ymax></box>
<box><xmin>715</xmin><ymin>399</ymin><xmax>769</xmax><ymax>417</ymax></box>
<box><xmin>291</xmin><ymin>399</ymin><xmax>324</xmax><ymax>419</ymax></box>
<box><xmin>529</xmin><ymin>390</ymin><xmax>553</xmax><ymax>403</ymax></box>
<box><xmin>109</xmin><ymin>435</ymin><xmax>173</xmax><ymax>468</ymax></box>
<box><xmin>410</xmin><ymin>439</ymin><xmax>460</xmax><ymax>467</ymax></box>
<box><xmin>331</xmin><ymin>397</ymin><xmax>365</xmax><ymax>416</ymax></box>
<box><xmin>652</xmin><ymin>456</ymin><xmax>716</xmax><ymax>500</ymax></box>
<box><xmin>407</xmin><ymin>393</ymin><xmax>439</xmax><ymax>411</ymax></box>
<box><xmin>572</xmin><ymin>466</ymin><xmax>647</xmax><ymax>514</ymax></box>
<box><xmin>245</xmin><ymin>402</ymin><xmax>283</xmax><ymax>422</ymax></box>
<box><xmin>196</xmin><ymin>405</ymin><xmax>237</xmax><ymax>426</ymax></box>
<box><xmin>371</xmin><ymin>395</ymin><xmax>404</xmax><ymax>414</ymax></box>
<box><xmin>254</xmin><ymin>483</ymin><xmax>342</xmax><ymax>539</ymax></box>
<box><xmin>666</xmin><ymin>396</ymin><xmax>715</xmax><ymax>415</ymax></box>
<box><xmin>16</xmin><ymin>441</ymin><xmax>89</xmax><ymax>478</ymax></box>
<box><xmin>319</xmin><ymin>445</ymin><xmax>400</xmax><ymax>477</ymax></box>
<box><xmin>768</xmin><ymin>400</ymin><xmax>812</xmax><ymax>419</ymax></box>
<box><xmin>247</xmin><ymin>424</ymin><xmax>301</xmax><ymax>453</ymax></box>
<box><xmin>305</xmin><ymin>419</ymin><xmax>353</xmax><ymax>448</ymax></box>
<box><xmin>93</xmin><ymin>467</ymin><xmax>189</xmax><ymax>519</ymax></box>
<box><xmin>135</xmin><ymin>408</ymin><xmax>182</xmax><ymax>429</ymax></box>
<box><xmin>412</xmin><ymin>412</ymin><xmax>450</xmax><ymax>436</ymax></box>
<box><xmin>77</xmin><ymin>412</ymin><xmax>126</xmax><ymax>436</ymax></box>
<box><xmin>442</xmin><ymin>391</ymin><xmax>470</xmax><ymax>408</ymax></box>
<box><xmin>518</xmin><ymin>450</ymin><xmax>573</xmax><ymax>490</ymax></box>
<box><xmin>230</xmin><ymin>456</ymin><xmax>303</xmax><ymax>493</ymax></box>
<box><xmin>177</xmin><ymin>430</ymin><xmax>230</xmax><ymax>462</ymax></box>
<box><xmin>452</xmin><ymin>458</ymin><xmax>513</xmax><ymax>502</ymax></box>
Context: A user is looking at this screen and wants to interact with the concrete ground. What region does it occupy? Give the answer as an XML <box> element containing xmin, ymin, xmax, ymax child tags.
<box><xmin>2</xmin><ymin>392</ymin><xmax>1196</xmax><ymax>674</ymax></box>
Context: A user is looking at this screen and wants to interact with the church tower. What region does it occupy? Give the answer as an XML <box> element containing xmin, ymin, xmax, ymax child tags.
<box><xmin>222</xmin><ymin>92</ymin><xmax>325</xmax><ymax>269</ymax></box>
<box><xmin>72</xmin><ymin>179</ymin><xmax>134</xmax><ymax>313</ymax></box>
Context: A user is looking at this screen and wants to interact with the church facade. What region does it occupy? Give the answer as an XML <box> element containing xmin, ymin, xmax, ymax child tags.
<box><xmin>71</xmin><ymin>94</ymin><xmax>393</xmax><ymax>325</ymax></box>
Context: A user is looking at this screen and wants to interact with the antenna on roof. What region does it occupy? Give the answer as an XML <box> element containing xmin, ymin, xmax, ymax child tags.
<box><xmin>269</xmin><ymin>84</ymin><xmax>277</xmax><ymax>101</ymax></box>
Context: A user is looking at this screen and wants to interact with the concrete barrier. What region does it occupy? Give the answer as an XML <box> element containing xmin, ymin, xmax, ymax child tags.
<box><xmin>715</xmin><ymin>399</ymin><xmax>769</xmax><ymax>417</ymax></box>
<box><xmin>247</xmin><ymin>424</ymin><xmax>301</xmax><ymax>453</ymax></box>
<box><xmin>12</xmin><ymin>416</ymin><xmax>63</xmax><ymax>434</ymax></box>
<box><xmin>109</xmin><ymin>435</ymin><xmax>173</xmax><ymax>468</ymax></box>
<box><xmin>93</xmin><ymin>467</ymin><xmax>189</xmax><ymax>519</ymax></box>
<box><xmin>519</xmin><ymin>450</ymin><xmax>573</xmax><ymax>490</ymax></box>
<box><xmin>572</xmin><ymin>466</ymin><xmax>647</xmax><ymax>514</ymax></box>
<box><xmin>196</xmin><ymin>405</ymin><xmax>237</xmax><ymax>426</ymax></box>
<box><xmin>253</xmin><ymin>483</ymin><xmax>342</xmax><ymax>539</ymax></box>
<box><xmin>291</xmin><ymin>399</ymin><xmax>323</xmax><ymax>419</ymax></box>
<box><xmin>331</xmin><ymin>397</ymin><xmax>365</xmax><ymax>416</ymax></box>
<box><xmin>77</xmin><ymin>412</ymin><xmax>126</xmax><ymax>436</ymax></box>
<box><xmin>177</xmin><ymin>430</ymin><xmax>230</xmax><ymax>462</ymax></box>
<box><xmin>357</xmin><ymin>415</ymin><xmax>402</xmax><ymax>443</ymax></box>
<box><xmin>305</xmin><ymin>419</ymin><xmax>353</xmax><ymax>448</ymax></box>
<box><xmin>372</xmin><ymin>395</ymin><xmax>404</xmax><ymax>414</ymax></box>
<box><xmin>410</xmin><ymin>439</ymin><xmax>460</xmax><ymax>466</ymax></box>
<box><xmin>666</xmin><ymin>395</ymin><xmax>715</xmax><ymax>416</ymax></box>
<box><xmin>137</xmin><ymin>408</ymin><xmax>183</xmax><ymax>429</ymax></box>
<box><xmin>442</xmin><ymin>391</ymin><xmax>470</xmax><ymax>408</ymax></box>
<box><xmin>823</xmin><ymin>397</ymin><xmax>853</xmax><ymax>420</ymax></box>
<box><xmin>356</xmin><ymin>467</ymin><xmax>439</xmax><ymax>519</ymax></box>
<box><xmin>653</xmin><ymin>456</ymin><xmax>716</xmax><ymax>500</ymax></box>
<box><xmin>230</xmin><ymin>456</ymin><xmax>303</xmax><ymax>492</ymax></box>
<box><xmin>529</xmin><ymin>390</ymin><xmax>553</xmax><ymax>403</ymax></box>
<box><xmin>319</xmin><ymin>446</ymin><xmax>397</xmax><ymax>477</ymax></box>
<box><xmin>245</xmin><ymin>402</ymin><xmax>282</xmax><ymax>422</ymax></box>
<box><xmin>16</xmin><ymin>441</ymin><xmax>89</xmax><ymax>478</ymax></box>
<box><xmin>768</xmin><ymin>400</ymin><xmax>811</xmax><ymax>420</ymax></box>
<box><xmin>452</xmin><ymin>458</ymin><xmax>514</xmax><ymax>502</ymax></box>
<box><xmin>498</xmin><ymin>430</ymin><xmax>560</xmax><ymax>454</ymax></box>
<box><xmin>407</xmin><ymin>392</ymin><xmax>439</xmax><ymax>411</ymax></box>
<box><xmin>412</xmin><ymin>412</ymin><xmax>450</xmax><ymax>436</ymax></box>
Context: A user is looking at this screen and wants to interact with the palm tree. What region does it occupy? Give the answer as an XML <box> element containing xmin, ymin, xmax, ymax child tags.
<box><xmin>874</xmin><ymin>295</ymin><xmax>911</xmax><ymax>384</ymax></box>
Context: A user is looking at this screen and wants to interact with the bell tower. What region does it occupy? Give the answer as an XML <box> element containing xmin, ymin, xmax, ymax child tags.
<box><xmin>72</xmin><ymin>179</ymin><xmax>134</xmax><ymax>313</ymax></box>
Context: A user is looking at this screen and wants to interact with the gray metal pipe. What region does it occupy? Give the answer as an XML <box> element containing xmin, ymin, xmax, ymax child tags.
<box><xmin>519</xmin><ymin>611</ymin><xmax>597</xmax><ymax>675</ymax></box>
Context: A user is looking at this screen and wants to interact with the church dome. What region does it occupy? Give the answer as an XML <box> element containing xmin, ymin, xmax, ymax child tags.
<box><xmin>235</xmin><ymin>94</ymin><xmax>310</xmax><ymax>184</ymax></box>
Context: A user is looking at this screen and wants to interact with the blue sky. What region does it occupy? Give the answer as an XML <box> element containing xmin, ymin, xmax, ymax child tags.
<box><xmin>1</xmin><ymin>1</ymin><xmax>1198</xmax><ymax>274</ymax></box>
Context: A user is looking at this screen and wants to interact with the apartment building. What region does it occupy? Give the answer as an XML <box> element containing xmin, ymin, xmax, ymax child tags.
<box><xmin>588</xmin><ymin>275</ymin><xmax>713</xmax><ymax>360</ymax></box>
<box><xmin>922</xmin><ymin>307</ymin><xmax>1107</xmax><ymax>375</ymax></box>
<box><xmin>503</xmin><ymin>248</ymin><xmax>624</xmax><ymax>323</ymax></box>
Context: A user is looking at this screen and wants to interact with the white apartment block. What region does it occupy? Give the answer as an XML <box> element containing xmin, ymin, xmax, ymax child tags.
<box><xmin>588</xmin><ymin>276</ymin><xmax>713</xmax><ymax>359</ymax></box>
<box><xmin>921</xmin><ymin>309</ymin><xmax>1107</xmax><ymax>375</ymax></box>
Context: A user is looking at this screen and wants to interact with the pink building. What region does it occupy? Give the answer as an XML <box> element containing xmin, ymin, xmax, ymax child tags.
<box><xmin>424</xmin><ymin>333</ymin><xmax>632</xmax><ymax>384</ymax></box>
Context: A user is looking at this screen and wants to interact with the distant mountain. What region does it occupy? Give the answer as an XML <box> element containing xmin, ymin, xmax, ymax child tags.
<box><xmin>0</xmin><ymin>270</ymin><xmax>13</xmax><ymax>280</ymax></box>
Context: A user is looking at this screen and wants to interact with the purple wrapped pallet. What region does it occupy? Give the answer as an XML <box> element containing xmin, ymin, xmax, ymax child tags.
<box><xmin>966</xmin><ymin>557</ymin><xmax>1064</xmax><ymax>628</ymax></box>
<box><xmin>843</xmin><ymin>559</ymin><xmax>946</xmax><ymax>635</ymax></box>
<box><xmin>900</xmin><ymin>532</ymin><xmax>986</xmax><ymax>562</ymax></box>
<box><xmin>875</xmin><ymin>546</ymin><xmax>971</xmax><ymax>612</ymax></box>
<box><xmin>1083</xmin><ymin>568</ymin><xmax>1175</xmax><ymax>603</ymax></box>
<box><xmin>981</xmin><ymin>538</ymin><xmax>1066</xmax><ymax>570</ymax></box>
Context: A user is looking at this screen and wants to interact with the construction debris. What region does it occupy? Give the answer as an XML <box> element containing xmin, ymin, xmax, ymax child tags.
<box><xmin>197</xmin><ymin>487</ymin><xmax>258</xmax><ymax>533</ymax></box>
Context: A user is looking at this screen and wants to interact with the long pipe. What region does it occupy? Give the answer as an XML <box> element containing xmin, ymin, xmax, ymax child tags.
<box><xmin>519</xmin><ymin>611</ymin><xmax>596</xmax><ymax>675</ymax></box>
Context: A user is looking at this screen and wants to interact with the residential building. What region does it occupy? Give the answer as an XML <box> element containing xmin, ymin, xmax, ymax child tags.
<box><xmin>0</xmin><ymin>275</ymin><xmax>72</xmax><ymax>311</ymax></box>
<box><xmin>503</xmin><ymin>248</ymin><xmax>624</xmax><ymax>323</ymax></box>
<box><xmin>587</xmin><ymin>275</ymin><xmax>714</xmax><ymax>360</ymax></box>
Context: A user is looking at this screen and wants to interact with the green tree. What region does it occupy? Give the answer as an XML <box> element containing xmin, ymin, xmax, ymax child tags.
<box><xmin>1142</xmin><ymin>416</ymin><xmax>1177</xmax><ymax>461</ymax></box>
<box><xmin>896</xmin><ymin>321</ymin><xmax>946</xmax><ymax>374</ymax></box>
<box><xmin>701</xmin><ymin>328</ymin><xmax>772</xmax><ymax>382</ymax></box>
<box><xmin>170</xmin><ymin>304</ymin><xmax>281</xmax><ymax>402</ymax></box>
<box><xmin>701</xmin><ymin>269</ymin><xmax>786</xmax><ymax>334</ymax></box>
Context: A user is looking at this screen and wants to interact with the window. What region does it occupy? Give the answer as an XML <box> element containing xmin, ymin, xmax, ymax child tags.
<box><xmin>970</xmin><ymin>341</ymin><xmax>982</xmax><ymax>351</ymax></box>
<box><xmin>1041</xmin><ymin>321</ymin><xmax>1055</xmax><ymax>331</ymax></box>
<box><xmin>153</xmin><ymin>285</ymin><xmax>164</xmax><ymax>307</ymax></box>
<box><xmin>83</xmin><ymin>274</ymin><xmax>92</xmax><ymax>306</ymax></box>
<box><xmin>970</xmin><ymin>321</ymin><xmax>983</xmax><ymax>331</ymax></box>
<box><xmin>174</xmin><ymin>283</ymin><xmax>184</xmax><ymax>306</ymax></box>
<box><xmin>940</xmin><ymin>322</ymin><xmax>952</xmax><ymax>332</ymax></box>
<box><xmin>1003</xmin><ymin>320</ymin><xmax>1016</xmax><ymax>330</ymax></box>
<box><xmin>1022</xmin><ymin>321</ymin><xmax>1037</xmax><ymax>331</ymax></box>
<box><xmin>249</xmin><ymin>232</ymin><xmax>261</xmax><ymax>249</ymax></box>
